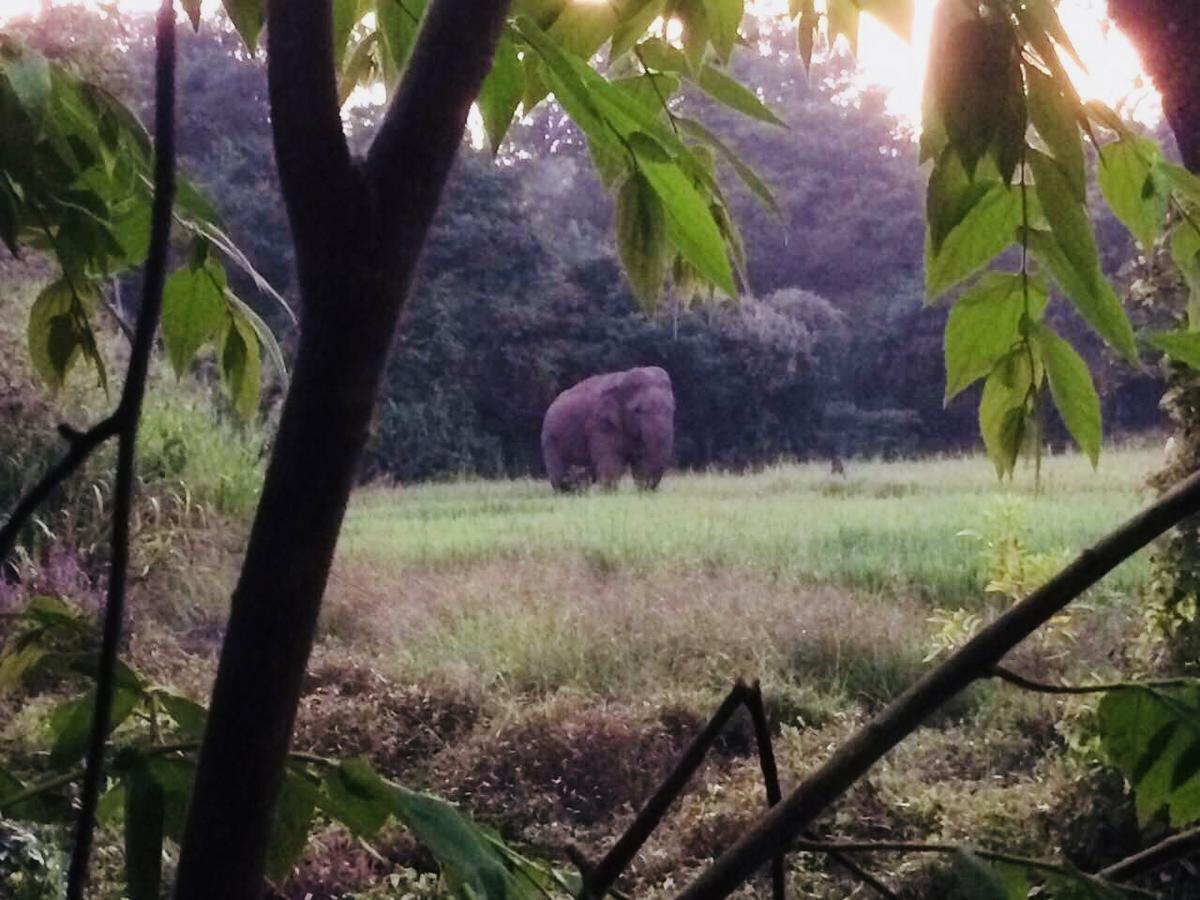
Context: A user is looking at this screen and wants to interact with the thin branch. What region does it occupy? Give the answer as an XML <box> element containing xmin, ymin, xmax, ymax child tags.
<box><xmin>582</xmin><ymin>682</ymin><xmax>753</xmax><ymax>899</ymax></box>
<box><xmin>0</xmin><ymin>415</ymin><xmax>119</xmax><ymax>561</ymax></box>
<box><xmin>676</xmin><ymin>464</ymin><xmax>1200</xmax><ymax>900</ymax></box>
<box><xmin>1100</xmin><ymin>825</ymin><xmax>1200</xmax><ymax>883</ymax></box>
<box><xmin>744</xmin><ymin>682</ymin><xmax>786</xmax><ymax>900</ymax></box>
<box><xmin>992</xmin><ymin>665</ymin><xmax>1198</xmax><ymax>695</ymax></box>
<box><xmin>748</xmin><ymin>684</ymin><xmax>897</xmax><ymax>897</ymax></box>
<box><xmin>792</xmin><ymin>840</ymin><xmax>1155</xmax><ymax>898</ymax></box>
<box><xmin>100</xmin><ymin>280</ymin><xmax>134</xmax><ymax>344</ymax></box>
<box><xmin>66</xmin><ymin>0</ymin><xmax>176</xmax><ymax>894</ymax></box>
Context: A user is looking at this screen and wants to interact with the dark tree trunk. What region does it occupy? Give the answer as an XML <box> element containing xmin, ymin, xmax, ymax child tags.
<box><xmin>173</xmin><ymin>2</ymin><xmax>510</xmax><ymax>897</ymax></box>
<box><xmin>1109</xmin><ymin>0</ymin><xmax>1200</xmax><ymax>170</ymax></box>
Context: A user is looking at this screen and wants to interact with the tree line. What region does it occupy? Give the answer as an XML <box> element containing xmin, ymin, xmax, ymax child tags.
<box><xmin>8</xmin><ymin>8</ymin><xmax>1169</xmax><ymax>483</ymax></box>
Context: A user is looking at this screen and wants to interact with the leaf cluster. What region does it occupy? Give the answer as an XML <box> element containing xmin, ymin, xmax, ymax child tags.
<box><xmin>0</xmin><ymin>596</ymin><xmax>576</xmax><ymax>898</ymax></box>
<box><xmin>0</xmin><ymin>39</ymin><xmax>286</xmax><ymax>418</ymax></box>
<box><xmin>918</xmin><ymin>0</ymin><xmax>1200</xmax><ymax>476</ymax></box>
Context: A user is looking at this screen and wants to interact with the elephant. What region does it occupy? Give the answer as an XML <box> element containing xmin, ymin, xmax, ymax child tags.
<box><xmin>541</xmin><ymin>366</ymin><xmax>675</xmax><ymax>492</ymax></box>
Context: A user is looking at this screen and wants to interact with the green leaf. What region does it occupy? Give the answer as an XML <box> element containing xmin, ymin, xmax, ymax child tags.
<box><xmin>926</xmin><ymin>17</ymin><xmax>1020</xmax><ymax>177</ymax></box>
<box><xmin>1023</xmin><ymin>227</ymin><xmax>1137</xmax><ymax>362</ymax></box>
<box><xmin>630</xmin><ymin>131</ymin><xmax>735</xmax><ymax>296</ymax></box>
<box><xmin>266</xmin><ymin>771</ymin><xmax>318</xmax><ymax>883</ymax></box>
<box><xmin>48</xmin><ymin>686</ymin><xmax>142</xmax><ymax>767</ymax></box>
<box><xmin>1028</xmin><ymin>147</ymin><xmax>1102</xmax><ymax>280</ymax></box>
<box><xmin>678</xmin><ymin>2</ymin><xmax>711</xmax><ymax>70</ymax></box>
<box><xmin>925</xmin><ymin>178</ymin><xmax>1020</xmax><ymax>299</ymax></box>
<box><xmin>1171</xmin><ymin>220</ymin><xmax>1200</xmax><ymax>292</ymax></box>
<box><xmin>611</xmin><ymin>0</ymin><xmax>664</xmax><ymax>59</ymax></box>
<box><xmin>223</xmin><ymin>0</ymin><xmax>266</xmax><ymax>53</ymax></box>
<box><xmin>161</xmin><ymin>261</ymin><xmax>228</xmax><ymax>377</ymax></box>
<box><xmin>27</xmin><ymin>279</ymin><xmax>84</xmax><ymax>391</ymax></box>
<box><xmin>0</xmin><ymin>179</ymin><xmax>20</xmax><ymax>255</ymax></box>
<box><xmin>1097</xmin><ymin>137</ymin><xmax>1166</xmax><ymax>250</ymax></box>
<box><xmin>225</xmin><ymin>290</ymin><xmax>289</xmax><ymax>387</ymax></box>
<box><xmin>1026</xmin><ymin>64</ymin><xmax>1085</xmax><ymax>201</ymax></box>
<box><xmin>1098</xmin><ymin>687</ymin><xmax>1200</xmax><ymax>827</ymax></box>
<box><xmin>979</xmin><ymin>350</ymin><xmax>1034</xmax><ymax>478</ymax></box>
<box><xmin>634</xmin><ymin>37</ymin><xmax>688</xmax><ymax>74</ymax></box>
<box><xmin>0</xmin><ymin>765</ymin><xmax>67</xmax><ymax>822</ymax></box>
<box><xmin>332</xmin><ymin>0</ymin><xmax>363</xmax><ymax>69</ymax></box>
<box><xmin>944</xmin><ymin>272</ymin><xmax>1046</xmax><ymax>402</ymax></box>
<box><xmin>1146</xmin><ymin>331</ymin><xmax>1200</xmax><ymax>371</ymax></box>
<box><xmin>181</xmin><ymin>0</ymin><xmax>202</xmax><ymax>30</ymax></box>
<box><xmin>146</xmin><ymin>757</ymin><xmax>195</xmax><ymax>842</ymax></box>
<box><xmin>676</xmin><ymin>117</ymin><xmax>779</xmax><ymax>216</ymax></box>
<box><xmin>795</xmin><ymin>0</ymin><xmax>816</xmax><ymax>70</ymax></box>
<box><xmin>1033</xmin><ymin>323</ymin><xmax>1101</xmax><ymax>466</ymax></box>
<box><xmin>697</xmin><ymin>64</ymin><xmax>784</xmax><ymax>126</ymax></box>
<box><xmin>951</xmin><ymin>848</ymin><xmax>1029</xmax><ymax>899</ymax></box>
<box><xmin>1042</xmin><ymin>871</ymin><xmax>1126</xmax><ymax>899</ymax></box>
<box><xmin>703</xmin><ymin>0</ymin><xmax>743</xmax><ymax>62</ymax></box>
<box><xmin>318</xmin><ymin>757</ymin><xmax>394</xmax><ymax>838</ymax></box>
<box><xmin>478</xmin><ymin>33</ymin><xmax>524</xmax><ymax>154</ymax></box>
<box><xmin>1159</xmin><ymin>162</ymin><xmax>1200</xmax><ymax>207</ymax></box>
<box><xmin>389</xmin><ymin>783</ymin><xmax>515</xmax><ymax>898</ymax></box>
<box><xmin>826</xmin><ymin>0</ymin><xmax>859</xmax><ymax>55</ymax></box>
<box><xmin>220</xmin><ymin>308</ymin><xmax>262</xmax><ymax>420</ymax></box>
<box><xmin>4</xmin><ymin>48</ymin><xmax>51</xmax><ymax>126</ymax></box>
<box><xmin>97</xmin><ymin>783</ymin><xmax>126</xmax><ymax>824</ymax></box>
<box><xmin>616</xmin><ymin>172</ymin><xmax>671</xmax><ymax>307</ymax></box>
<box><xmin>155</xmin><ymin>691</ymin><xmax>208</xmax><ymax>739</ymax></box>
<box><xmin>124</xmin><ymin>755</ymin><xmax>165</xmax><ymax>900</ymax></box>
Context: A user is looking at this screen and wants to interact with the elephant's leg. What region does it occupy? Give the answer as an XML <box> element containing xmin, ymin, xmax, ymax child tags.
<box><xmin>589</xmin><ymin>436</ymin><xmax>627</xmax><ymax>490</ymax></box>
<box><xmin>543</xmin><ymin>441</ymin><xmax>572</xmax><ymax>493</ymax></box>
<box><xmin>633</xmin><ymin>466</ymin><xmax>663</xmax><ymax>491</ymax></box>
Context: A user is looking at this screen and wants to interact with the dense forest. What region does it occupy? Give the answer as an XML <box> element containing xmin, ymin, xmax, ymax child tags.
<box><xmin>6</xmin><ymin>7</ymin><xmax>1171</xmax><ymax>482</ymax></box>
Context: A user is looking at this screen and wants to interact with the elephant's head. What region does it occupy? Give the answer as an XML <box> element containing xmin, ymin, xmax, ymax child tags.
<box><xmin>610</xmin><ymin>367</ymin><xmax>675</xmax><ymax>486</ymax></box>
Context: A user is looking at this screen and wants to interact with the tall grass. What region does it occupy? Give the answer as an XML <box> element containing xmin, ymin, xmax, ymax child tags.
<box><xmin>339</xmin><ymin>449</ymin><xmax>1158</xmax><ymax>605</ymax></box>
<box><xmin>326</xmin><ymin>449</ymin><xmax>1158</xmax><ymax>703</ymax></box>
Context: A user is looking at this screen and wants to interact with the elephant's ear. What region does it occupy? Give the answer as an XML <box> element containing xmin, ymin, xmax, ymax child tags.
<box><xmin>595</xmin><ymin>386</ymin><xmax>624</xmax><ymax>432</ymax></box>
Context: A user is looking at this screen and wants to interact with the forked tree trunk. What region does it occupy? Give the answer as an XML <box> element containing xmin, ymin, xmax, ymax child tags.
<box><xmin>173</xmin><ymin>2</ymin><xmax>510</xmax><ymax>897</ymax></box>
<box><xmin>1109</xmin><ymin>0</ymin><xmax>1200</xmax><ymax>170</ymax></box>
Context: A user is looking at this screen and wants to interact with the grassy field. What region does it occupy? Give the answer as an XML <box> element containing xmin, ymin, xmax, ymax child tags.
<box><xmin>6</xmin><ymin>444</ymin><xmax>1161</xmax><ymax>899</ymax></box>
<box><xmin>338</xmin><ymin>449</ymin><xmax>1156</xmax><ymax>600</ymax></box>
<box><xmin>327</xmin><ymin>448</ymin><xmax>1157</xmax><ymax>696</ymax></box>
<box><xmin>283</xmin><ymin>448</ymin><xmax>1163</xmax><ymax>896</ymax></box>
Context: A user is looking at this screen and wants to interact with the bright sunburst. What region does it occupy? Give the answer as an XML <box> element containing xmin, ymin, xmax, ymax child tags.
<box><xmin>0</xmin><ymin>0</ymin><xmax>1159</xmax><ymax>126</ymax></box>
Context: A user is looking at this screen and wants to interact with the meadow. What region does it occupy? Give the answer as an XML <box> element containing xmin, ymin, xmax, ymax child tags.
<box><xmin>0</xmin><ymin>438</ymin><xmax>1167</xmax><ymax>898</ymax></box>
<box><xmin>280</xmin><ymin>448</ymin><xmax>1164</xmax><ymax>897</ymax></box>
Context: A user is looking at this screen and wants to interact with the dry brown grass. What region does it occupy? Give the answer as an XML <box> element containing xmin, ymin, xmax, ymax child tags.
<box><xmin>319</xmin><ymin>558</ymin><xmax>939</xmax><ymax>707</ymax></box>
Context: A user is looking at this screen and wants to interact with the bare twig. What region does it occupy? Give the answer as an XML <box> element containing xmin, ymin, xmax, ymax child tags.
<box><xmin>582</xmin><ymin>681</ymin><xmax>753</xmax><ymax>899</ymax></box>
<box><xmin>745</xmin><ymin>682</ymin><xmax>896</xmax><ymax>897</ymax></box>
<box><xmin>1100</xmin><ymin>825</ymin><xmax>1200</xmax><ymax>883</ymax></box>
<box><xmin>992</xmin><ymin>665</ymin><xmax>1197</xmax><ymax>695</ymax></box>
<box><xmin>677</xmin><ymin>465</ymin><xmax>1200</xmax><ymax>899</ymax></box>
<box><xmin>744</xmin><ymin>682</ymin><xmax>786</xmax><ymax>900</ymax></box>
<box><xmin>100</xmin><ymin>280</ymin><xmax>134</xmax><ymax>344</ymax></box>
<box><xmin>792</xmin><ymin>840</ymin><xmax>1155</xmax><ymax>898</ymax></box>
<box><xmin>0</xmin><ymin>416</ymin><xmax>120</xmax><ymax>561</ymax></box>
<box><xmin>65</xmin><ymin>0</ymin><xmax>176</xmax><ymax>895</ymax></box>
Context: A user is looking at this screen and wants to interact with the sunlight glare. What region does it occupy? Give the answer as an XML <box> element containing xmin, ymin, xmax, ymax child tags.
<box><xmin>1</xmin><ymin>0</ymin><xmax>1158</xmax><ymax>128</ymax></box>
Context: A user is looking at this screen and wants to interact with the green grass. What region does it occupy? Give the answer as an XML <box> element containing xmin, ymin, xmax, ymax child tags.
<box><xmin>339</xmin><ymin>448</ymin><xmax>1158</xmax><ymax>606</ymax></box>
<box><xmin>325</xmin><ymin>447</ymin><xmax>1157</xmax><ymax>705</ymax></box>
